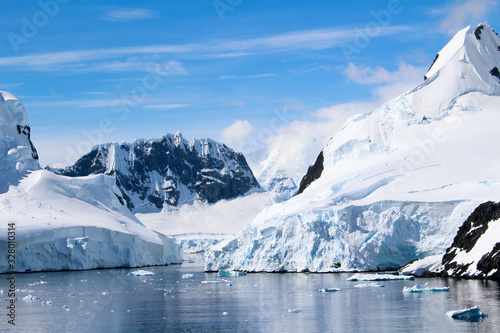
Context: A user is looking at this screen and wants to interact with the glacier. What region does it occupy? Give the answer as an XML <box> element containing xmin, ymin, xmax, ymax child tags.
<box><xmin>205</xmin><ymin>23</ymin><xmax>500</xmax><ymax>273</ymax></box>
<box><xmin>0</xmin><ymin>91</ymin><xmax>180</xmax><ymax>273</ymax></box>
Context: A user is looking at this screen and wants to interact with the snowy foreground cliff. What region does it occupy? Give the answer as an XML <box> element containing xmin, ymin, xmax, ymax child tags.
<box><xmin>206</xmin><ymin>23</ymin><xmax>500</xmax><ymax>273</ymax></box>
<box><xmin>0</xmin><ymin>91</ymin><xmax>180</xmax><ymax>273</ymax></box>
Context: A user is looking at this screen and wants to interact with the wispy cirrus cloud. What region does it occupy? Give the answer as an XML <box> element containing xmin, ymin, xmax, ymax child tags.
<box><xmin>104</xmin><ymin>8</ymin><xmax>160</xmax><ymax>22</ymax></box>
<box><xmin>439</xmin><ymin>0</ymin><xmax>499</xmax><ymax>35</ymax></box>
<box><xmin>142</xmin><ymin>104</ymin><xmax>191</xmax><ymax>110</ymax></box>
<box><xmin>0</xmin><ymin>25</ymin><xmax>414</xmax><ymax>72</ymax></box>
<box><xmin>218</xmin><ymin>73</ymin><xmax>277</xmax><ymax>80</ymax></box>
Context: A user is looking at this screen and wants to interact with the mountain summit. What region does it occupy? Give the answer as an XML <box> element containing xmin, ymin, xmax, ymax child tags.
<box><xmin>55</xmin><ymin>132</ymin><xmax>261</xmax><ymax>213</ymax></box>
<box><xmin>206</xmin><ymin>23</ymin><xmax>500</xmax><ymax>273</ymax></box>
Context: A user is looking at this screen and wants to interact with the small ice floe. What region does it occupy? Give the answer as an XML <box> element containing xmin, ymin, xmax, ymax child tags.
<box><xmin>201</xmin><ymin>280</ymin><xmax>222</xmax><ymax>284</ymax></box>
<box><xmin>222</xmin><ymin>312</ymin><xmax>228</xmax><ymax>315</ymax></box>
<box><xmin>22</xmin><ymin>294</ymin><xmax>40</xmax><ymax>301</ymax></box>
<box><xmin>354</xmin><ymin>283</ymin><xmax>385</xmax><ymax>288</ymax></box>
<box><xmin>446</xmin><ymin>306</ymin><xmax>488</xmax><ymax>320</ymax></box>
<box><xmin>347</xmin><ymin>273</ymin><xmax>414</xmax><ymax>282</ymax></box>
<box><xmin>217</xmin><ymin>270</ymin><xmax>247</xmax><ymax>277</ymax></box>
<box><xmin>403</xmin><ymin>284</ymin><xmax>450</xmax><ymax>293</ymax></box>
<box><xmin>318</xmin><ymin>288</ymin><xmax>342</xmax><ymax>292</ymax></box>
<box><xmin>288</xmin><ymin>309</ymin><xmax>300</xmax><ymax>314</ymax></box>
<box><xmin>182</xmin><ymin>274</ymin><xmax>194</xmax><ymax>279</ymax></box>
<box><xmin>127</xmin><ymin>270</ymin><xmax>155</xmax><ymax>276</ymax></box>
<box><xmin>41</xmin><ymin>301</ymin><xmax>52</xmax><ymax>305</ymax></box>
<box><xmin>62</xmin><ymin>305</ymin><xmax>70</xmax><ymax>311</ymax></box>
<box><xmin>68</xmin><ymin>293</ymin><xmax>77</xmax><ymax>297</ymax></box>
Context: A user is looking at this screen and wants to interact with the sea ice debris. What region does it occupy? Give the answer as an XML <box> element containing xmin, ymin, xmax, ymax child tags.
<box><xmin>318</xmin><ymin>288</ymin><xmax>341</xmax><ymax>292</ymax></box>
<box><xmin>354</xmin><ymin>283</ymin><xmax>385</xmax><ymax>288</ymax></box>
<box><xmin>347</xmin><ymin>273</ymin><xmax>414</xmax><ymax>281</ymax></box>
<box><xmin>128</xmin><ymin>270</ymin><xmax>155</xmax><ymax>276</ymax></box>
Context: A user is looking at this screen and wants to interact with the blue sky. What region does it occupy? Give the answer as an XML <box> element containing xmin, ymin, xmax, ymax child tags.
<box><xmin>1</xmin><ymin>0</ymin><xmax>499</xmax><ymax>173</ymax></box>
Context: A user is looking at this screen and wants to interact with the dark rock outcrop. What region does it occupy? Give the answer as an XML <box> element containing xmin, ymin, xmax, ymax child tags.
<box><xmin>296</xmin><ymin>150</ymin><xmax>324</xmax><ymax>195</ymax></box>
<box><xmin>439</xmin><ymin>202</ymin><xmax>500</xmax><ymax>279</ymax></box>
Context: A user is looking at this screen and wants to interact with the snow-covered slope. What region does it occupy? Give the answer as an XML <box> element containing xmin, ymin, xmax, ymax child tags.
<box><xmin>54</xmin><ymin>132</ymin><xmax>261</xmax><ymax>213</ymax></box>
<box><xmin>0</xmin><ymin>92</ymin><xmax>180</xmax><ymax>273</ymax></box>
<box><xmin>0</xmin><ymin>91</ymin><xmax>39</xmax><ymax>193</ymax></box>
<box><xmin>206</xmin><ymin>23</ymin><xmax>500</xmax><ymax>273</ymax></box>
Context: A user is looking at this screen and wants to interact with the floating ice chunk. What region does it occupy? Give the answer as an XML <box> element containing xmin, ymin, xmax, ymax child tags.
<box><xmin>222</xmin><ymin>312</ymin><xmax>228</xmax><ymax>315</ymax></box>
<box><xmin>288</xmin><ymin>309</ymin><xmax>300</xmax><ymax>314</ymax></box>
<box><xmin>403</xmin><ymin>284</ymin><xmax>423</xmax><ymax>293</ymax></box>
<box><xmin>217</xmin><ymin>270</ymin><xmax>247</xmax><ymax>277</ymax></box>
<box><xmin>424</xmin><ymin>286</ymin><xmax>450</xmax><ymax>292</ymax></box>
<box><xmin>446</xmin><ymin>306</ymin><xmax>488</xmax><ymax>320</ymax></box>
<box><xmin>128</xmin><ymin>270</ymin><xmax>155</xmax><ymax>276</ymax></box>
<box><xmin>63</xmin><ymin>305</ymin><xmax>70</xmax><ymax>311</ymax></box>
<box><xmin>347</xmin><ymin>273</ymin><xmax>414</xmax><ymax>281</ymax></box>
<box><xmin>182</xmin><ymin>273</ymin><xmax>194</xmax><ymax>279</ymax></box>
<box><xmin>318</xmin><ymin>288</ymin><xmax>341</xmax><ymax>292</ymax></box>
<box><xmin>354</xmin><ymin>283</ymin><xmax>385</xmax><ymax>288</ymax></box>
<box><xmin>22</xmin><ymin>294</ymin><xmax>40</xmax><ymax>300</ymax></box>
<box><xmin>201</xmin><ymin>280</ymin><xmax>222</xmax><ymax>284</ymax></box>
<box><xmin>403</xmin><ymin>284</ymin><xmax>450</xmax><ymax>293</ymax></box>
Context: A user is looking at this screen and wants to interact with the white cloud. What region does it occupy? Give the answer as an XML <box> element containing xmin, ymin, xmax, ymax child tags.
<box><xmin>222</xmin><ymin>102</ymin><xmax>376</xmax><ymax>183</ymax></box>
<box><xmin>104</xmin><ymin>8</ymin><xmax>159</xmax><ymax>22</ymax></box>
<box><xmin>219</xmin><ymin>120</ymin><xmax>255</xmax><ymax>152</ymax></box>
<box><xmin>0</xmin><ymin>25</ymin><xmax>413</xmax><ymax>71</ymax></box>
<box><xmin>342</xmin><ymin>61</ymin><xmax>427</xmax><ymax>101</ymax></box>
<box><xmin>439</xmin><ymin>0</ymin><xmax>499</xmax><ymax>35</ymax></box>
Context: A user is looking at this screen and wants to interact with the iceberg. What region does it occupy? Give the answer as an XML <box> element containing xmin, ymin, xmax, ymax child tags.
<box><xmin>182</xmin><ymin>273</ymin><xmax>194</xmax><ymax>279</ymax></box>
<box><xmin>0</xmin><ymin>91</ymin><xmax>181</xmax><ymax>273</ymax></box>
<box><xmin>127</xmin><ymin>270</ymin><xmax>155</xmax><ymax>276</ymax></box>
<box><xmin>347</xmin><ymin>273</ymin><xmax>414</xmax><ymax>282</ymax></box>
<box><xmin>446</xmin><ymin>306</ymin><xmax>488</xmax><ymax>320</ymax></box>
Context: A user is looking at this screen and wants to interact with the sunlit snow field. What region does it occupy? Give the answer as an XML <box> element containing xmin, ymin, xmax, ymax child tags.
<box><xmin>2</xmin><ymin>257</ymin><xmax>499</xmax><ymax>333</ymax></box>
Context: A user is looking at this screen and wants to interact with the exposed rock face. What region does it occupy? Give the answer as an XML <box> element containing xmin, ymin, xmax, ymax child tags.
<box><xmin>439</xmin><ymin>202</ymin><xmax>500</xmax><ymax>279</ymax></box>
<box><xmin>55</xmin><ymin>132</ymin><xmax>261</xmax><ymax>213</ymax></box>
<box><xmin>296</xmin><ymin>150</ymin><xmax>324</xmax><ymax>195</ymax></box>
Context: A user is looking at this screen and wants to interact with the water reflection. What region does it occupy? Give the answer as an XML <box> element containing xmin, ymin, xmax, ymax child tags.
<box><xmin>2</xmin><ymin>264</ymin><xmax>499</xmax><ymax>332</ymax></box>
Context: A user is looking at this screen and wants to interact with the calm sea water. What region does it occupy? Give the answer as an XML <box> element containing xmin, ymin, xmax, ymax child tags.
<box><xmin>2</xmin><ymin>256</ymin><xmax>499</xmax><ymax>333</ymax></box>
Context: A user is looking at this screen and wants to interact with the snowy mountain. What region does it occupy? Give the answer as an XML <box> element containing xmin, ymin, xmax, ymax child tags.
<box><xmin>0</xmin><ymin>91</ymin><xmax>180</xmax><ymax>273</ymax></box>
<box><xmin>206</xmin><ymin>23</ymin><xmax>500</xmax><ymax>273</ymax></box>
<box><xmin>53</xmin><ymin>133</ymin><xmax>261</xmax><ymax>213</ymax></box>
<box><xmin>255</xmin><ymin>154</ymin><xmax>297</xmax><ymax>201</ymax></box>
